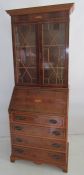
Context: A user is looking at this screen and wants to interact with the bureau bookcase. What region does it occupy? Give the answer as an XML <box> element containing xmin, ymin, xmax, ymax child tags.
<box><xmin>7</xmin><ymin>3</ymin><xmax>74</xmax><ymax>172</ymax></box>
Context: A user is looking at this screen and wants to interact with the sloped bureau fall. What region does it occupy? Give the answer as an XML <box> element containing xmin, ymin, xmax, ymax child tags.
<box><xmin>6</xmin><ymin>3</ymin><xmax>74</xmax><ymax>172</ymax></box>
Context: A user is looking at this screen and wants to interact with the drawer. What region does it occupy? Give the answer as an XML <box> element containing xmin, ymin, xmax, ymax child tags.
<box><xmin>12</xmin><ymin>134</ymin><xmax>67</xmax><ymax>152</ymax></box>
<box><xmin>11</xmin><ymin>113</ymin><xmax>65</xmax><ymax>128</ymax></box>
<box><xmin>11</xmin><ymin>123</ymin><xmax>66</xmax><ymax>139</ymax></box>
<box><xmin>13</xmin><ymin>146</ymin><xmax>66</xmax><ymax>164</ymax></box>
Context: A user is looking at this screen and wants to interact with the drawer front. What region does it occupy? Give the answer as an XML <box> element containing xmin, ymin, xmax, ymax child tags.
<box><xmin>11</xmin><ymin>124</ymin><xmax>66</xmax><ymax>139</ymax></box>
<box><xmin>11</xmin><ymin>113</ymin><xmax>65</xmax><ymax>128</ymax></box>
<box><xmin>13</xmin><ymin>135</ymin><xmax>66</xmax><ymax>152</ymax></box>
<box><xmin>13</xmin><ymin>146</ymin><xmax>66</xmax><ymax>164</ymax></box>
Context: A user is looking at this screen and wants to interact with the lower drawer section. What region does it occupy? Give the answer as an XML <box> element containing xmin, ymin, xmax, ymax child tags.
<box><xmin>12</xmin><ymin>146</ymin><xmax>66</xmax><ymax>164</ymax></box>
<box><xmin>12</xmin><ymin>134</ymin><xmax>66</xmax><ymax>152</ymax></box>
<box><xmin>11</xmin><ymin>123</ymin><xmax>66</xmax><ymax>139</ymax></box>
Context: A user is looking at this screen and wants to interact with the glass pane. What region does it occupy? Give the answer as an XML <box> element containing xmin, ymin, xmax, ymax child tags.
<box><xmin>15</xmin><ymin>24</ymin><xmax>37</xmax><ymax>84</ymax></box>
<box><xmin>42</xmin><ymin>22</ymin><xmax>66</xmax><ymax>85</ymax></box>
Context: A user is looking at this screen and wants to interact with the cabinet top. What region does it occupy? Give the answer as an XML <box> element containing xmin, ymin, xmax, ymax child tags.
<box><xmin>6</xmin><ymin>3</ymin><xmax>74</xmax><ymax>16</ymax></box>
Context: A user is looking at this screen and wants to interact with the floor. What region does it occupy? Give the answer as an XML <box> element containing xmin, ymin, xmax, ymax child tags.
<box><xmin>0</xmin><ymin>135</ymin><xmax>84</xmax><ymax>175</ymax></box>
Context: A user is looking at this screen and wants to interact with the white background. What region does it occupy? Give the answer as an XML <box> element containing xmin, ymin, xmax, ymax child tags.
<box><xmin>0</xmin><ymin>0</ymin><xmax>84</xmax><ymax>137</ymax></box>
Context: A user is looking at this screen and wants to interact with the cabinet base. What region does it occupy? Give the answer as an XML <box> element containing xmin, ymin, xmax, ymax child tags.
<box><xmin>10</xmin><ymin>145</ymin><xmax>69</xmax><ymax>172</ymax></box>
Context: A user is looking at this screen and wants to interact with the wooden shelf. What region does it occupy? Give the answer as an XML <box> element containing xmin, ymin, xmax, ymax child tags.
<box><xmin>17</xmin><ymin>67</ymin><xmax>36</xmax><ymax>68</ymax></box>
<box><xmin>16</xmin><ymin>45</ymin><xmax>36</xmax><ymax>48</ymax></box>
<box><xmin>43</xmin><ymin>44</ymin><xmax>65</xmax><ymax>47</ymax></box>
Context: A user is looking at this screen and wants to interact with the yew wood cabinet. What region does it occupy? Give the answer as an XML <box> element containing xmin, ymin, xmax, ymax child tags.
<box><xmin>6</xmin><ymin>3</ymin><xmax>74</xmax><ymax>172</ymax></box>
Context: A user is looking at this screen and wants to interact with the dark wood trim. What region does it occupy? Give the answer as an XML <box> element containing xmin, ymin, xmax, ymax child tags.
<box><xmin>38</xmin><ymin>24</ymin><xmax>43</xmax><ymax>85</ymax></box>
<box><xmin>13</xmin><ymin>18</ymin><xmax>68</xmax><ymax>25</ymax></box>
<box><xmin>10</xmin><ymin>85</ymin><xmax>69</xmax><ymax>92</ymax></box>
<box><xmin>15</xmin><ymin>84</ymin><xmax>68</xmax><ymax>88</ymax></box>
<box><xmin>11</xmin><ymin>17</ymin><xmax>16</xmax><ymax>85</ymax></box>
<box><xmin>6</xmin><ymin>3</ymin><xmax>74</xmax><ymax>16</ymax></box>
<box><xmin>35</xmin><ymin>24</ymin><xmax>40</xmax><ymax>84</ymax></box>
<box><xmin>65</xmin><ymin>12</ymin><xmax>69</xmax><ymax>88</ymax></box>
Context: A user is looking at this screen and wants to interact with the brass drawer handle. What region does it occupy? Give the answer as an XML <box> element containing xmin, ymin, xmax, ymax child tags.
<box><xmin>16</xmin><ymin>138</ymin><xmax>23</xmax><ymax>142</ymax></box>
<box><xmin>52</xmin><ymin>130</ymin><xmax>61</xmax><ymax>136</ymax></box>
<box><xmin>52</xmin><ymin>143</ymin><xmax>61</xmax><ymax>148</ymax></box>
<box><xmin>49</xmin><ymin>119</ymin><xmax>57</xmax><ymax>124</ymax></box>
<box><xmin>15</xmin><ymin>148</ymin><xmax>24</xmax><ymax>154</ymax></box>
<box><xmin>15</xmin><ymin>126</ymin><xmax>23</xmax><ymax>131</ymax></box>
<box><xmin>50</xmin><ymin>154</ymin><xmax>60</xmax><ymax>160</ymax></box>
<box><xmin>16</xmin><ymin>115</ymin><xmax>26</xmax><ymax>120</ymax></box>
